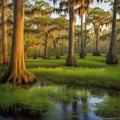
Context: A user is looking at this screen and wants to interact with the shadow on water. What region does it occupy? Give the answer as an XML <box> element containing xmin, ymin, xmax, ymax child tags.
<box><xmin>0</xmin><ymin>81</ymin><xmax>120</xmax><ymax>120</ymax></box>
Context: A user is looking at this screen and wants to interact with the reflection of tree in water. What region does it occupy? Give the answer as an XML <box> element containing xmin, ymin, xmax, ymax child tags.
<box><xmin>72</xmin><ymin>96</ymin><xmax>89</xmax><ymax>120</ymax></box>
<box><xmin>61</xmin><ymin>88</ymin><xmax>90</xmax><ymax>120</ymax></box>
<box><xmin>72</xmin><ymin>99</ymin><xmax>78</xmax><ymax>120</ymax></box>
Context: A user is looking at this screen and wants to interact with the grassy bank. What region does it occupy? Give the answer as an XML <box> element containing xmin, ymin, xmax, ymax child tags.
<box><xmin>28</xmin><ymin>54</ymin><xmax>120</xmax><ymax>90</ymax></box>
<box><xmin>31</xmin><ymin>66</ymin><xmax>120</xmax><ymax>90</ymax></box>
<box><xmin>0</xmin><ymin>54</ymin><xmax>120</xmax><ymax>90</ymax></box>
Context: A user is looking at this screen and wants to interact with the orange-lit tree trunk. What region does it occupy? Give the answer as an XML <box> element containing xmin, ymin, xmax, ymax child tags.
<box><xmin>66</xmin><ymin>5</ymin><xmax>76</xmax><ymax>66</ymax></box>
<box><xmin>106</xmin><ymin>0</ymin><xmax>118</xmax><ymax>64</ymax></box>
<box><xmin>0</xmin><ymin>0</ymin><xmax>36</xmax><ymax>84</ymax></box>
<box><xmin>2</xmin><ymin>0</ymin><xmax>8</xmax><ymax>65</ymax></box>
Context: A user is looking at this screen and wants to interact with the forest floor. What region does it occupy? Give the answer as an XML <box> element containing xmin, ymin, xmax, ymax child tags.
<box><xmin>28</xmin><ymin>54</ymin><xmax>120</xmax><ymax>90</ymax></box>
<box><xmin>0</xmin><ymin>54</ymin><xmax>120</xmax><ymax>90</ymax></box>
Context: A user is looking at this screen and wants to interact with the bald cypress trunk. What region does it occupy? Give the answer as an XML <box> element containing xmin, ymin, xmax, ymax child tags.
<box><xmin>33</xmin><ymin>44</ymin><xmax>37</xmax><ymax>59</ymax></box>
<box><xmin>106</xmin><ymin>0</ymin><xmax>118</xmax><ymax>64</ymax></box>
<box><xmin>80</xmin><ymin>15</ymin><xmax>85</xmax><ymax>58</ymax></box>
<box><xmin>0</xmin><ymin>0</ymin><xmax>36</xmax><ymax>84</ymax></box>
<box><xmin>93</xmin><ymin>26</ymin><xmax>101</xmax><ymax>56</ymax></box>
<box><xmin>43</xmin><ymin>33</ymin><xmax>49</xmax><ymax>59</ymax></box>
<box><xmin>2</xmin><ymin>0</ymin><xmax>8</xmax><ymax>65</ymax></box>
<box><xmin>61</xmin><ymin>39</ymin><xmax>64</xmax><ymax>56</ymax></box>
<box><xmin>66</xmin><ymin>5</ymin><xmax>76</xmax><ymax>66</ymax></box>
<box><xmin>84</xmin><ymin>14</ymin><xmax>87</xmax><ymax>56</ymax></box>
<box><xmin>53</xmin><ymin>40</ymin><xmax>60</xmax><ymax>59</ymax></box>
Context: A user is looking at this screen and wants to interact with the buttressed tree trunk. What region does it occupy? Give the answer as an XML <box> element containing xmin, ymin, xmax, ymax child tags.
<box><xmin>2</xmin><ymin>0</ymin><xmax>8</xmax><ymax>65</ymax></box>
<box><xmin>106</xmin><ymin>0</ymin><xmax>118</xmax><ymax>64</ymax></box>
<box><xmin>66</xmin><ymin>5</ymin><xmax>76</xmax><ymax>66</ymax></box>
<box><xmin>0</xmin><ymin>0</ymin><xmax>36</xmax><ymax>84</ymax></box>
<box><xmin>80</xmin><ymin>15</ymin><xmax>85</xmax><ymax>58</ymax></box>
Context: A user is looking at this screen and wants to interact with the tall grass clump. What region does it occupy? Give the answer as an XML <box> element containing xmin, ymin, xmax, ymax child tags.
<box><xmin>30</xmin><ymin>63</ymin><xmax>120</xmax><ymax>90</ymax></box>
<box><xmin>0</xmin><ymin>84</ymin><xmax>51</xmax><ymax>115</ymax></box>
<box><xmin>95</xmin><ymin>97</ymin><xmax>120</xmax><ymax>118</ymax></box>
<box><xmin>0</xmin><ymin>84</ymin><xmax>91</xmax><ymax>116</ymax></box>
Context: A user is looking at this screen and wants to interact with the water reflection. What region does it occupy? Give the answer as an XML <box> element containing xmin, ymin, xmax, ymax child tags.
<box><xmin>0</xmin><ymin>82</ymin><xmax>120</xmax><ymax>120</ymax></box>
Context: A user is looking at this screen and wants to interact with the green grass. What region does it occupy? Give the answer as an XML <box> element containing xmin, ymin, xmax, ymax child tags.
<box><xmin>30</xmin><ymin>66</ymin><xmax>120</xmax><ymax>90</ymax></box>
<box><xmin>0</xmin><ymin>54</ymin><xmax>119</xmax><ymax>116</ymax></box>
<box><xmin>26</xmin><ymin>54</ymin><xmax>120</xmax><ymax>90</ymax></box>
<box><xmin>26</xmin><ymin>55</ymin><xmax>106</xmax><ymax>68</ymax></box>
<box><xmin>0</xmin><ymin>84</ymin><xmax>51</xmax><ymax>115</ymax></box>
<box><xmin>0</xmin><ymin>84</ymin><xmax>89</xmax><ymax>115</ymax></box>
<box><xmin>0</xmin><ymin>54</ymin><xmax>120</xmax><ymax>90</ymax></box>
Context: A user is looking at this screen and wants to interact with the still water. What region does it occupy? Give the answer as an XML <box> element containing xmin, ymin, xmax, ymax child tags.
<box><xmin>0</xmin><ymin>82</ymin><xmax>120</xmax><ymax>120</ymax></box>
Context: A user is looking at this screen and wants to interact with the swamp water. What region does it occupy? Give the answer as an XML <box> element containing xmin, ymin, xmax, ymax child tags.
<box><xmin>0</xmin><ymin>82</ymin><xmax>120</xmax><ymax>120</ymax></box>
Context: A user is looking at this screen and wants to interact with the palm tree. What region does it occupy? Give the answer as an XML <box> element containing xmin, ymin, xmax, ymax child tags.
<box><xmin>2</xmin><ymin>0</ymin><xmax>8</xmax><ymax>65</ymax></box>
<box><xmin>106</xmin><ymin>0</ymin><xmax>118</xmax><ymax>64</ymax></box>
<box><xmin>0</xmin><ymin>0</ymin><xmax>36</xmax><ymax>84</ymax></box>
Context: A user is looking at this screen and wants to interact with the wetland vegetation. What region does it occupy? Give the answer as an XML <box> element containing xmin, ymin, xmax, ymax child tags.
<box><xmin>0</xmin><ymin>0</ymin><xmax>120</xmax><ymax>119</ymax></box>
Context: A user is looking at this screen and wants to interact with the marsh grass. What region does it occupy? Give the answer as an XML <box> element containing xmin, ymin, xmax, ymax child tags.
<box><xmin>0</xmin><ymin>54</ymin><xmax>120</xmax><ymax>90</ymax></box>
<box><xmin>95</xmin><ymin>97</ymin><xmax>120</xmax><ymax>118</ymax></box>
<box><xmin>0</xmin><ymin>84</ymin><xmax>51</xmax><ymax>115</ymax></box>
<box><xmin>0</xmin><ymin>84</ymin><xmax>90</xmax><ymax>115</ymax></box>
<box><xmin>30</xmin><ymin>64</ymin><xmax>120</xmax><ymax>90</ymax></box>
<box><xmin>26</xmin><ymin>55</ymin><xmax>106</xmax><ymax>68</ymax></box>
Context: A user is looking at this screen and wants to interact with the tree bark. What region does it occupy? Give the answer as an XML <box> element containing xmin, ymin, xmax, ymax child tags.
<box><xmin>0</xmin><ymin>0</ymin><xmax>37</xmax><ymax>84</ymax></box>
<box><xmin>80</xmin><ymin>15</ymin><xmax>85</xmax><ymax>58</ymax></box>
<box><xmin>93</xmin><ymin>26</ymin><xmax>101</xmax><ymax>56</ymax></box>
<box><xmin>53</xmin><ymin>40</ymin><xmax>60</xmax><ymax>59</ymax></box>
<box><xmin>2</xmin><ymin>0</ymin><xmax>8</xmax><ymax>65</ymax></box>
<box><xmin>43</xmin><ymin>33</ymin><xmax>49</xmax><ymax>59</ymax></box>
<box><xmin>106</xmin><ymin>0</ymin><xmax>118</xmax><ymax>64</ymax></box>
<box><xmin>66</xmin><ymin>5</ymin><xmax>76</xmax><ymax>66</ymax></box>
<box><xmin>61</xmin><ymin>39</ymin><xmax>64</xmax><ymax>56</ymax></box>
<box><xmin>84</xmin><ymin>14</ymin><xmax>87</xmax><ymax>56</ymax></box>
<box><xmin>33</xmin><ymin>44</ymin><xmax>37</xmax><ymax>59</ymax></box>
